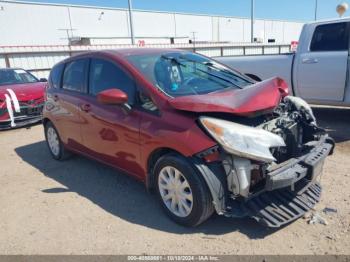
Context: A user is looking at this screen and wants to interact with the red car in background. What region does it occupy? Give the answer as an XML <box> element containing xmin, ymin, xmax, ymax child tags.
<box><xmin>0</xmin><ymin>68</ymin><xmax>47</xmax><ymax>130</ymax></box>
<box><xmin>43</xmin><ymin>49</ymin><xmax>334</xmax><ymax>227</ymax></box>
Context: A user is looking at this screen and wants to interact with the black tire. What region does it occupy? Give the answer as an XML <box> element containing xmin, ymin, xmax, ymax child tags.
<box><xmin>154</xmin><ymin>153</ymin><xmax>214</xmax><ymax>227</ymax></box>
<box><xmin>44</xmin><ymin>121</ymin><xmax>71</xmax><ymax>161</ymax></box>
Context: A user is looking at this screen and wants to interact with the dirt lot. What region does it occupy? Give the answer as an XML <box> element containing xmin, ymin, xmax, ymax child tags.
<box><xmin>0</xmin><ymin>107</ymin><xmax>349</xmax><ymax>255</ymax></box>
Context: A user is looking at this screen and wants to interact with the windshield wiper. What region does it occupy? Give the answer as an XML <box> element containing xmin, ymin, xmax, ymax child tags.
<box><xmin>161</xmin><ymin>55</ymin><xmax>187</xmax><ymax>67</ymax></box>
<box><xmin>204</xmin><ymin>62</ymin><xmax>253</xmax><ymax>84</ymax></box>
<box><xmin>177</xmin><ymin>56</ymin><xmax>243</xmax><ymax>88</ymax></box>
<box><xmin>195</xmin><ymin>67</ymin><xmax>241</xmax><ymax>88</ymax></box>
<box><xmin>161</xmin><ymin>55</ymin><xmax>242</xmax><ymax>89</ymax></box>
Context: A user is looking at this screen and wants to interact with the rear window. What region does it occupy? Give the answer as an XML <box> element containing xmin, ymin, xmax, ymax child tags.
<box><xmin>310</xmin><ymin>22</ymin><xmax>349</xmax><ymax>52</ymax></box>
<box><xmin>62</xmin><ymin>59</ymin><xmax>88</xmax><ymax>92</ymax></box>
<box><xmin>49</xmin><ymin>63</ymin><xmax>64</xmax><ymax>89</ymax></box>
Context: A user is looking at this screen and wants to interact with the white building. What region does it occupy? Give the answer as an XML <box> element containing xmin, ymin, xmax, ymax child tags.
<box><xmin>0</xmin><ymin>0</ymin><xmax>305</xmax><ymax>46</ymax></box>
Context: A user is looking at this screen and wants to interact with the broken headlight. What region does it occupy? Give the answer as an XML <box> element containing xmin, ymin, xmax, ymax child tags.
<box><xmin>200</xmin><ymin>117</ymin><xmax>286</xmax><ymax>163</ymax></box>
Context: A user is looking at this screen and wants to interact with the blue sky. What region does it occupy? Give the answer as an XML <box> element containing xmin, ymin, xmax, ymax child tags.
<box><xmin>19</xmin><ymin>0</ymin><xmax>347</xmax><ymax>22</ymax></box>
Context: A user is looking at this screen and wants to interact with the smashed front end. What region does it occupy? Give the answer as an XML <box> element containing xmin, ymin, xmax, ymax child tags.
<box><xmin>195</xmin><ymin>96</ymin><xmax>334</xmax><ymax>227</ymax></box>
<box><xmin>0</xmin><ymin>97</ymin><xmax>44</xmax><ymax>130</ymax></box>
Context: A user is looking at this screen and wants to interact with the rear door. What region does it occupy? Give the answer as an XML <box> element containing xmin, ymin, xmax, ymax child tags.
<box><xmin>295</xmin><ymin>22</ymin><xmax>349</xmax><ymax>101</ymax></box>
<box><xmin>52</xmin><ymin>58</ymin><xmax>89</xmax><ymax>148</ymax></box>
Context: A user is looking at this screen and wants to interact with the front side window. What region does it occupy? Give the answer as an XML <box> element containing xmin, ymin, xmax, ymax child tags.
<box><xmin>138</xmin><ymin>92</ymin><xmax>158</xmax><ymax>112</ymax></box>
<box><xmin>126</xmin><ymin>52</ymin><xmax>252</xmax><ymax>98</ymax></box>
<box><xmin>62</xmin><ymin>59</ymin><xmax>88</xmax><ymax>92</ymax></box>
<box><xmin>89</xmin><ymin>58</ymin><xmax>135</xmax><ymax>104</ymax></box>
<box><xmin>0</xmin><ymin>69</ymin><xmax>38</xmax><ymax>86</ymax></box>
<box><xmin>310</xmin><ymin>22</ymin><xmax>349</xmax><ymax>52</ymax></box>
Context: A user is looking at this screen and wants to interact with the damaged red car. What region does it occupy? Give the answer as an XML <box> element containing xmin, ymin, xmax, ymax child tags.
<box><xmin>0</xmin><ymin>68</ymin><xmax>46</xmax><ymax>130</ymax></box>
<box><xmin>43</xmin><ymin>49</ymin><xmax>334</xmax><ymax>227</ymax></box>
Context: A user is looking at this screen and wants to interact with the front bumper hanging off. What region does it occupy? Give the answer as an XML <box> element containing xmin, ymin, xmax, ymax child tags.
<box><xmin>235</xmin><ymin>139</ymin><xmax>334</xmax><ymax>227</ymax></box>
<box><xmin>243</xmin><ymin>181</ymin><xmax>322</xmax><ymax>227</ymax></box>
<box><xmin>194</xmin><ymin>137</ymin><xmax>335</xmax><ymax>228</ymax></box>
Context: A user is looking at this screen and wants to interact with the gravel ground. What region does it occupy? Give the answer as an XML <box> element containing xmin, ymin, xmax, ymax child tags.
<box><xmin>0</xmin><ymin>107</ymin><xmax>349</xmax><ymax>255</ymax></box>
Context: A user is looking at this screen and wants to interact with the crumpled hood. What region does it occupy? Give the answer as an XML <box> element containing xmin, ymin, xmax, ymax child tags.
<box><xmin>168</xmin><ymin>77</ymin><xmax>289</xmax><ymax>117</ymax></box>
<box><xmin>0</xmin><ymin>82</ymin><xmax>46</xmax><ymax>101</ymax></box>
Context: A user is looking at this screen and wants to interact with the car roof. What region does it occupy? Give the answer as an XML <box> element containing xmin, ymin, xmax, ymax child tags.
<box><xmin>105</xmin><ymin>48</ymin><xmax>185</xmax><ymax>57</ymax></box>
<box><xmin>65</xmin><ymin>48</ymin><xmax>186</xmax><ymax>62</ymax></box>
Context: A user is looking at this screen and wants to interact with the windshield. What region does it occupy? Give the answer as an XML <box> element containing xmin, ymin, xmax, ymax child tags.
<box><xmin>0</xmin><ymin>69</ymin><xmax>38</xmax><ymax>86</ymax></box>
<box><xmin>126</xmin><ymin>52</ymin><xmax>252</xmax><ymax>97</ymax></box>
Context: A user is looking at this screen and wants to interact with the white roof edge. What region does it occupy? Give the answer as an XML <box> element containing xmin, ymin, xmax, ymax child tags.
<box><xmin>0</xmin><ymin>0</ymin><xmax>306</xmax><ymax>23</ymax></box>
<box><xmin>306</xmin><ymin>17</ymin><xmax>350</xmax><ymax>25</ymax></box>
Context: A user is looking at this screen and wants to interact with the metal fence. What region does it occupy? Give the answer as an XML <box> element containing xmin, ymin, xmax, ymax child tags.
<box><xmin>0</xmin><ymin>42</ymin><xmax>292</xmax><ymax>79</ymax></box>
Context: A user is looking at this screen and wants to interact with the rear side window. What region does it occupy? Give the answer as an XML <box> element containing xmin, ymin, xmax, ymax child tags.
<box><xmin>89</xmin><ymin>58</ymin><xmax>136</xmax><ymax>104</ymax></box>
<box><xmin>49</xmin><ymin>63</ymin><xmax>64</xmax><ymax>89</ymax></box>
<box><xmin>62</xmin><ymin>59</ymin><xmax>88</xmax><ymax>92</ymax></box>
<box><xmin>310</xmin><ymin>22</ymin><xmax>349</xmax><ymax>52</ymax></box>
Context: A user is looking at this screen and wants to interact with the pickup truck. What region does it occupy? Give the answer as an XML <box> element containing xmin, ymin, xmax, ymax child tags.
<box><xmin>217</xmin><ymin>18</ymin><xmax>350</xmax><ymax>107</ymax></box>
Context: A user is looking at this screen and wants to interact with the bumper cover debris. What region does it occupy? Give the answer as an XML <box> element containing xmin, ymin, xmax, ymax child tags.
<box><xmin>244</xmin><ymin>181</ymin><xmax>322</xmax><ymax>227</ymax></box>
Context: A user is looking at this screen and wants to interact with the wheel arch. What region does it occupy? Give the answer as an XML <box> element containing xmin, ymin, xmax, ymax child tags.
<box><xmin>42</xmin><ymin>117</ymin><xmax>51</xmax><ymax>127</ymax></box>
<box><xmin>146</xmin><ymin>147</ymin><xmax>183</xmax><ymax>190</ymax></box>
<box><xmin>146</xmin><ymin>147</ymin><xmax>228</xmax><ymax>215</ymax></box>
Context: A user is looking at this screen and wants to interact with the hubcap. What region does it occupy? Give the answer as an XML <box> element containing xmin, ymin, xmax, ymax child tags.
<box><xmin>47</xmin><ymin>126</ymin><xmax>60</xmax><ymax>157</ymax></box>
<box><xmin>158</xmin><ymin>166</ymin><xmax>193</xmax><ymax>217</ymax></box>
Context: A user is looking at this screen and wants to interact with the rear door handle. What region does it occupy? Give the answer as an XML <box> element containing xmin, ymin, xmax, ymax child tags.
<box><xmin>302</xmin><ymin>58</ymin><xmax>318</xmax><ymax>64</ymax></box>
<box><xmin>80</xmin><ymin>104</ymin><xmax>91</xmax><ymax>112</ymax></box>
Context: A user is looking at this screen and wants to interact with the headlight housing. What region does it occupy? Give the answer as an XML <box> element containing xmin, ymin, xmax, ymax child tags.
<box><xmin>200</xmin><ymin>117</ymin><xmax>286</xmax><ymax>163</ymax></box>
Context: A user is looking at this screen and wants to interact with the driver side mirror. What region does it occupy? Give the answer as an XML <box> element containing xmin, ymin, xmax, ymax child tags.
<box><xmin>97</xmin><ymin>88</ymin><xmax>128</xmax><ymax>105</ymax></box>
<box><xmin>39</xmin><ymin>78</ymin><xmax>48</xmax><ymax>82</ymax></box>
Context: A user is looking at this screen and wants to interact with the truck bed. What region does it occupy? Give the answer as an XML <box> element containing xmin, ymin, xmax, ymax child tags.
<box><xmin>216</xmin><ymin>54</ymin><xmax>295</xmax><ymax>92</ymax></box>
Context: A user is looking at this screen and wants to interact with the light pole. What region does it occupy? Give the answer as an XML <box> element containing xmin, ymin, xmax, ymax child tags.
<box><xmin>314</xmin><ymin>0</ymin><xmax>318</xmax><ymax>21</ymax></box>
<box><xmin>128</xmin><ymin>0</ymin><xmax>135</xmax><ymax>45</ymax></box>
<box><xmin>251</xmin><ymin>0</ymin><xmax>255</xmax><ymax>43</ymax></box>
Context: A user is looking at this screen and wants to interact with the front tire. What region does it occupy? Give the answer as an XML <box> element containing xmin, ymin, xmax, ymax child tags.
<box><xmin>154</xmin><ymin>154</ymin><xmax>214</xmax><ymax>227</ymax></box>
<box><xmin>44</xmin><ymin>121</ymin><xmax>71</xmax><ymax>160</ymax></box>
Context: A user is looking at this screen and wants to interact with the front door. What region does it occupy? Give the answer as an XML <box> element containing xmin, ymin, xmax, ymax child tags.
<box><xmin>296</xmin><ymin>22</ymin><xmax>349</xmax><ymax>101</ymax></box>
<box><xmin>79</xmin><ymin>58</ymin><xmax>143</xmax><ymax>178</ymax></box>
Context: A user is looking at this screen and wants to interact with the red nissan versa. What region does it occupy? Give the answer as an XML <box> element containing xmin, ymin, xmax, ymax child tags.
<box><xmin>0</xmin><ymin>68</ymin><xmax>47</xmax><ymax>130</ymax></box>
<box><xmin>43</xmin><ymin>49</ymin><xmax>334</xmax><ymax>227</ymax></box>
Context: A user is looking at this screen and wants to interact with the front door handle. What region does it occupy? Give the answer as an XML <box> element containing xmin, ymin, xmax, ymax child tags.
<box><xmin>80</xmin><ymin>104</ymin><xmax>91</xmax><ymax>112</ymax></box>
<box><xmin>302</xmin><ymin>58</ymin><xmax>318</xmax><ymax>64</ymax></box>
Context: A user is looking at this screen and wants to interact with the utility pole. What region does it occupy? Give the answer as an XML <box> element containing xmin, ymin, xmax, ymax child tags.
<box><xmin>251</xmin><ymin>0</ymin><xmax>255</xmax><ymax>43</ymax></box>
<box><xmin>314</xmin><ymin>0</ymin><xmax>318</xmax><ymax>21</ymax></box>
<box><xmin>128</xmin><ymin>0</ymin><xmax>135</xmax><ymax>45</ymax></box>
<box><xmin>191</xmin><ymin>31</ymin><xmax>197</xmax><ymax>51</ymax></box>
<box><xmin>58</xmin><ymin>28</ymin><xmax>76</xmax><ymax>46</ymax></box>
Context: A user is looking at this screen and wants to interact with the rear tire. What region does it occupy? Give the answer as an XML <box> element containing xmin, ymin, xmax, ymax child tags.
<box><xmin>44</xmin><ymin>121</ymin><xmax>71</xmax><ymax>160</ymax></box>
<box><xmin>154</xmin><ymin>153</ymin><xmax>214</xmax><ymax>227</ymax></box>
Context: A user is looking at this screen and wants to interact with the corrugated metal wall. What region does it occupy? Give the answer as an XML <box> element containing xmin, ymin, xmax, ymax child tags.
<box><xmin>0</xmin><ymin>0</ymin><xmax>304</xmax><ymax>46</ymax></box>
